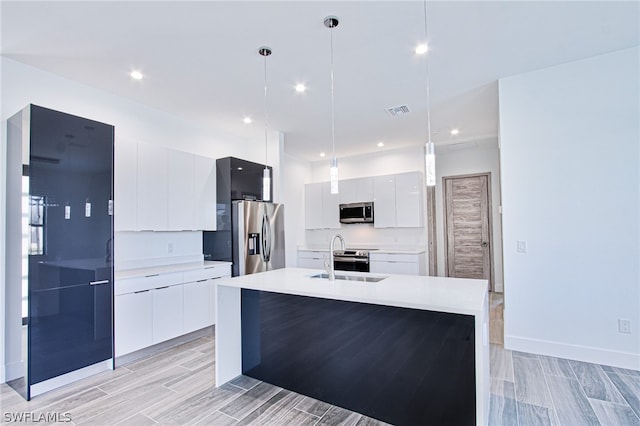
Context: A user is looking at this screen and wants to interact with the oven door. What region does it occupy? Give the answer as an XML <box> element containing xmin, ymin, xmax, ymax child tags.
<box><xmin>333</xmin><ymin>256</ymin><xmax>370</xmax><ymax>273</ymax></box>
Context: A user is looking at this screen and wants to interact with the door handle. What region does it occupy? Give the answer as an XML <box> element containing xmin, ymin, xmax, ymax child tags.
<box><xmin>90</xmin><ymin>280</ymin><xmax>110</xmax><ymax>286</ymax></box>
<box><xmin>262</xmin><ymin>212</ymin><xmax>271</xmax><ymax>263</ymax></box>
<box><xmin>481</xmin><ymin>241</ymin><xmax>488</xmax><ymax>247</ymax></box>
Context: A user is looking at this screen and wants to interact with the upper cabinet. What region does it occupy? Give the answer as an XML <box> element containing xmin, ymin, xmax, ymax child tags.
<box><xmin>395</xmin><ymin>171</ymin><xmax>423</xmax><ymax>228</ymax></box>
<box><xmin>167</xmin><ymin>150</ymin><xmax>195</xmax><ymax>231</ymax></box>
<box><xmin>340</xmin><ymin>177</ymin><xmax>373</xmax><ymax>204</ymax></box>
<box><xmin>114</xmin><ymin>140</ymin><xmax>216</xmax><ymax>231</ymax></box>
<box><xmin>374</xmin><ymin>172</ymin><xmax>423</xmax><ymax>228</ymax></box>
<box><xmin>305</xmin><ymin>171</ymin><xmax>423</xmax><ymax>230</ymax></box>
<box><xmin>114</xmin><ymin>138</ymin><xmax>138</xmax><ymax>231</ymax></box>
<box><xmin>137</xmin><ymin>141</ymin><xmax>169</xmax><ymax>230</ymax></box>
<box><xmin>304</xmin><ymin>182</ymin><xmax>341</xmax><ymax>230</ymax></box>
<box><xmin>194</xmin><ymin>155</ymin><xmax>216</xmax><ymax>231</ymax></box>
<box><xmin>373</xmin><ymin>175</ymin><xmax>397</xmax><ymax>228</ymax></box>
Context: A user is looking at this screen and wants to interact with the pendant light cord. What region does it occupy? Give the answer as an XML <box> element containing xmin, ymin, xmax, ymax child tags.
<box><xmin>330</xmin><ymin>24</ymin><xmax>336</xmax><ymax>158</ymax></box>
<box><xmin>263</xmin><ymin>52</ymin><xmax>268</xmax><ymax>168</ymax></box>
<box><xmin>423</xmin><ymin>0</ymin><xmax>432</xmax><ymax>143</ymax></box>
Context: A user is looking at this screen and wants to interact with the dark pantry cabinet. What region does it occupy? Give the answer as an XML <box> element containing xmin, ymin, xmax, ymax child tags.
<box><xmin>5</xmin><ymin>105</ymin><xmax>114</xmax><ymax>399</ymax></box>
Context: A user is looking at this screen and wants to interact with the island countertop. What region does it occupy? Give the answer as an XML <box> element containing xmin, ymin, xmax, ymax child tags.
<box><xmin>215</xmin><ymin>267</ymin><xmax>487</xmax><ymax>317</ymax></box>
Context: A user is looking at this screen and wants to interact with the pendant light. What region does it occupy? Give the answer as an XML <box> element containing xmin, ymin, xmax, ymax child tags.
<box><xmin>325</xmin><ymin>15</ymin><xmax>339</xmax><ymax>194</ymax></box>
<box><xmin>421</xmin><ymin>1</ymin><xmax>436</xmax><ymax>187</ymax></box>
<box><xmin>259</xmin><ymin>46</ymin><xmax>272</xmax><ymax>201</ymax></box>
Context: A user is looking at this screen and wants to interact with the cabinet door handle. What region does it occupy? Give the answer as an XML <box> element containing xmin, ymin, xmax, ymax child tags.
<box><xmin>90</xmin><ymin>280</ymin><xmax>110</xmax><ymax>286</ymax></box>
<box><xmin>155</xmin><ymin>286</ymin><xmax>170</xmax><ymax>290</ymax></box>
<box><xmin>134</xmin><ymin>289</ymin><xmax>150</xmax><ymax>294</ymax></box>
<box><xmin>196</xmin><ymin>279</ymin><xmax>208</xmax><ymax>283</ymax></box>
<box><xmin>145</xmin><ymin>274</ymin><xmax>160</xmax><ymax>278</ymax></box>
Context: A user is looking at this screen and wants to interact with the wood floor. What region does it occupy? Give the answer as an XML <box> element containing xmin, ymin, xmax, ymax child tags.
<box><xmin>1</xmin><ymin>305</ymin><xmax>639</xmax><ymax>426</ymax></box>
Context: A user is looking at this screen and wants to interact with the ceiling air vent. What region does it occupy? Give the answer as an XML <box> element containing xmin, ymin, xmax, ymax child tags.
<box><xmin>385</xmin><ymin>105</ymin><xmax>411</xmax><ymax>117</ymax></box>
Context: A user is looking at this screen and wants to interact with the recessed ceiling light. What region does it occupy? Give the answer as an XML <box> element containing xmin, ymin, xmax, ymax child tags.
<box><xmin>377</xmin><ymin>142</ymin><xmax>384</xmax><ymax>147</ymax></box>
<box><xmin>450</xmin><ymin>128</ymin><xmax>460</xmax><ymax>135</ymax></box>
<box><xmin>415</xmin><ymin>43</ymin><xmax>428</xmax><ymax>55</ymax></box>
<box><xmin>243</xmin><ymin>117</ymin><xmax>252</xmax><ymax>124</ymax></box>
<box><xmin>320</xmin><ymin>152</ymin><xmax>326</xmax><ymax>157</ymax></box>
<box><xmin>130</xmin><ymin>70</ymin><xmax>144</xmax><ymax>80</ymax></box>
<box><xmin>295</xmin><ymin>83</ymin><xmax>306</xmax><ymax>93</ymax></box>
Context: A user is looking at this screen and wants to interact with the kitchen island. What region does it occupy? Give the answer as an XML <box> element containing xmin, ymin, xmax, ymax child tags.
<box><xmin>215</xmin><ymin>268</ymin><xmax>489</xmax><ymax>425</ymax></box>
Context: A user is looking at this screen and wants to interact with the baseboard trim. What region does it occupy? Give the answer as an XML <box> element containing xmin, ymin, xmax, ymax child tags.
<box><xmin>504</xmin><ymin>335</ymin><xmax>640</xmax><ymax>371</ymax></box>
<box><xmin>115</xmin><ymin>326</ymin><xmax>213</xmax><ymax>367</ymax></box>
<box><xmin>30</xmin><ymin>359</ymin><xmax>113</xmax><ymax>398</ymax></box>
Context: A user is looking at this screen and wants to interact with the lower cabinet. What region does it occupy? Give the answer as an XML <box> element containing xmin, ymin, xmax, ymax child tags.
<box><xmin>369</xmin><ymin>252</ymin><xmax>426</xmax><ymax>276</ymax></box>
<box><xmin>184</xmin><ymin>280</ymin><xmax>210</xmax><ymax>333</ymax></box>
<box><xmin>152</xmin><ymin>285</ymin><xmax>184</xmax><ymax>343</ymax></box>
<box><xmin>114</xmin><ymin>290</ymin><xmax>153</xmax><ymax>357</ymax></box>
<box><xmin>115</xmin><ymin>264</ymin><xmax>230</xmax><ymax>357</ymax></box>
<box><xmin>297</xmin><ymin>250</ymin><xmax>329</xmax><ymax>269</ymax></box>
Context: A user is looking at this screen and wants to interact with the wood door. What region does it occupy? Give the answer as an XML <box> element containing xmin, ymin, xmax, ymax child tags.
<box><xmin>444</xmin><ymin>174</ymin><xmax>492</xmax><ymax>287</ymax></box>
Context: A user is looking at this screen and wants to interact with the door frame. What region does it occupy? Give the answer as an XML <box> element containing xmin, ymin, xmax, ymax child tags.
<box><xmin>442</xmin><ymin>172</ymin><xmax>494</xmax><ymax>290</ymax></box>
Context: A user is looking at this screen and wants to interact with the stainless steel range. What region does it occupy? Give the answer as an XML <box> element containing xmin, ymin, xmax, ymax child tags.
<box><xmin>333</xmin><ymin>248</ymin><xmax>376</xmax><ymax>273</ymax></box>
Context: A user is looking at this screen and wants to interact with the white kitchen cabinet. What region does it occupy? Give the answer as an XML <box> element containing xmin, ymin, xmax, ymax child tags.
<box><xmin>115</xmin><ymin>290</ymin><xmax>152</xmax><ymax>356</ymax></box>
<box><xmin>168</xmin><ymin>150</ymin><xmax>195</xmax><ymax>231</ymax></box>
<box><xmin>373</xmin><ymin>175</ymin><xmax>396</xmax><ymax>228</ymax></box>
<box><xmin>339</xmin><ymin>179</ymin><xmax>357</xmax><ymax>204</ymax></box>
<box><xmin>298</xmin><ymin>249</ymin><xmax>329</xmax><ymax>269</ymax></box>
<box><xmin>152</xmin><ymin>284</ymin><xmax>184</xmax><ymax>343</ymax></box>
<box><xmin>395</xmin><ymin>172</ymin><xmax>423</xmax><ymax>228</ymax></box>
<box><xmin>355</xmin><ymin>177</ymin><xmax>374</xmax><ymax>202</ymax></box>
<box><xmin>304</xmin><ymin>183</ymin><xmax>324</xmax><ymax>229</ymax></box>
<box><xmin>322</xmin><ymin>182</ymin><xmax>341</xmax><ymax>229</ymax></box>
<box><xmin>137</xmin><ymin>141</ymin><xmax>168</xmax><ymax>230</ymax></box>
<box><xmin>369</xmin><ymin>252</ymin><xmax>426</xmax><ymax>276</ymax></box>
<box><xmin>305</xmin><ymin>182</ymin><xmax>341</xmax><ymax>229</ymax></box>
<box><xmin>194</xmin><ymin>155</ymin><xmax>217</xmax><ymax>231</ymax></box>
<box><xmin>183</xmin><ymin>279</ymin><xmax>210</xmax><ymax>333</ymax></box>
<box><xmin>114</xmin><ymin>138</ymin><xmax>138</xmax><ymax>231</ymax></box>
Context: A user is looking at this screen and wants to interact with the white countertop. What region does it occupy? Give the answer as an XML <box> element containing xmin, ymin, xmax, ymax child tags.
<box><xmin>298</xmin><ymin>247</ymin><xmax>426</xmax><ymax>255</ymax></box>
<box><xmin>216</xmin><ymin>267</ymin><xmax>487</xmax><ymax>316</ymax></box>
<box><xmin>115</xmin><ymin>260</ymin><xmax>231</xmax><ymax>280</ymax></box>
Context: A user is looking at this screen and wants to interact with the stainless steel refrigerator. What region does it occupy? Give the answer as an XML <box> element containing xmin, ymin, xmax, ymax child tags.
<box><xmin>232</xmin><ymin>200</ymin><xmax>285</xmax><ymax>276</ymax></box>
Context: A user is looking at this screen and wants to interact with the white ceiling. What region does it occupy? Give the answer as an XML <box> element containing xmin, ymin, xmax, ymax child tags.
<box><xmin>1</xmin><ymin>1</ymin><xmax>638</xmax><ymax>161</ymax></box>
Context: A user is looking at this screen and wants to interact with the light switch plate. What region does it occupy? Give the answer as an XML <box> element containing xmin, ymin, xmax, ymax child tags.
<box><xmin>517</xmin><ymin>240</ymin><xmax>527</xmax><ymax>253</ymax></box>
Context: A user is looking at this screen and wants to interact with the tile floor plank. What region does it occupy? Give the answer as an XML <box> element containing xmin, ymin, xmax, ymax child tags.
<box><xmin>219</xmin><ymin>382</ymin><xmax>283</xmax><ymax>421</ymax></box>
<box><xmin>590</xmin><ymin>399</ymin><xmax>640</xmax><ymax>426</ymax></box>
<box><xmin>488</xmin><ymin>394</ymin><xmax>518</xmax><ymax>426</ymax></box>
<box><xmin>513</xmin><ymin>356</ymin><xmax>553</xmax><ymax>408</ymax></box>
<box><xmin>605</xmin><ymin>372</ymin><xmax>640</xmax><ymax>419</ymax></box>
<box><xmin>545</xmin><ymin>375</ymin><xmax>600</xmax><ymax>426</ymax></box>
<box><xmin>316</xmin><ymin>406</ymin><xmax>363</xmax><ymax>426</ymax></box>
<box><xmin>294</xmin><ymin>395</ymin><xmax>332</xmax><ymax>418</ymax></box>
<box><xmin>516</xmin><ymin>401</ymin><xmax>558</xmax><ymax>426</ymax></box>
<box><xmin>490</xmin><ymin>344</ymin><xmax>515</xmax><ymax>381</ymax></box>
<box><xmin>539</xmin><ymin>356</ymin><xmax>575</xmax><ymax>379</ymax></box>
<box><xmin>569</xmin><ymin>360</ymin><xmax>627</xmax><ymax>404</ymax></box>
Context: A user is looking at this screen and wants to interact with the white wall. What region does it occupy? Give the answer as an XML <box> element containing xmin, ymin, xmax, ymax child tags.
<box><xmin>281</xmin><ymin>153</ymin><xmax>312</xmax><ymax>267</ymax></box>
<box><xmin>499</xmin><ymin>47</ymin><xmax>639</xmax><ymax>369</ymax></box>
<box><xmin>0</xmin><ymin>58</ymin><xmax>271</xmax><ymax>382</ymax></box>
<box><xmin>435</xmin><ymin>139</ymin><xmax>503</xmax><ymax>292</ymax></box>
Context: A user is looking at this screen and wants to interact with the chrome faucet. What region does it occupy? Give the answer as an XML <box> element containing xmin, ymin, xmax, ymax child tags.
<box><xmin>328</xmin><ymin>234</ymin><xmax>345</xmax><ymax>281</ymax></box>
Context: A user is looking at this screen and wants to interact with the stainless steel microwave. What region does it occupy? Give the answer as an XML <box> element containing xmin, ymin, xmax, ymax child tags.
<box><xmin>339</xmin><ymin>202</ymin><xmax>374</xmax><ymax>224</ymax></box>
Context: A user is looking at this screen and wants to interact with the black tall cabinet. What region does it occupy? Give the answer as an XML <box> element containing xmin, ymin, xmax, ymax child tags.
<box><xmin>6</xmin><ymin>105</ymin><xmax>114</xmax><ymax>399</ymax></box>
<box><xmin>202</xmin><ymin>157</ymin><xmax>271</xmax><ymax>269</ymax></box>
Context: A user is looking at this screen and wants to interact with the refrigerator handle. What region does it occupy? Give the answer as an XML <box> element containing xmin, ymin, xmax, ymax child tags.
<box><xmin>262</xmin><ymin>212</ymin><xmax>271</xmax><ymax>263</ymax></box>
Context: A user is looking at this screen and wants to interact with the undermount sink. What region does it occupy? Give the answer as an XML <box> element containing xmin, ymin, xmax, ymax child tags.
<box><xmin>309</xmin><ymin>273</ymin><xmax>387</xmax><ymax>283</ymax></box>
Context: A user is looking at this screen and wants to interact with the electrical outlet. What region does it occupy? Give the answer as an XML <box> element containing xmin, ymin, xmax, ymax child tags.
<box><xmin>517</xmin><ymin>240</ymin><xmax>527</xmax><ymax>253</ymax></box>
<box><xmin>168</xmin><ymin>243</ymin><xmax>174</xmax><ymax>253</ymax></box>
<box><xmin>618</xmin><ymin>319</ymin><xmax>632</xmax><ymax>334</ymax></box>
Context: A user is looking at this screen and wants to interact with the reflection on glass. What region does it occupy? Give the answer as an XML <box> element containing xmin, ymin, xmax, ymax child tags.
<box><xmin>28</xmin><ymin>195</ymin><xmax>45</xmax><ymax>255</ymax></box>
